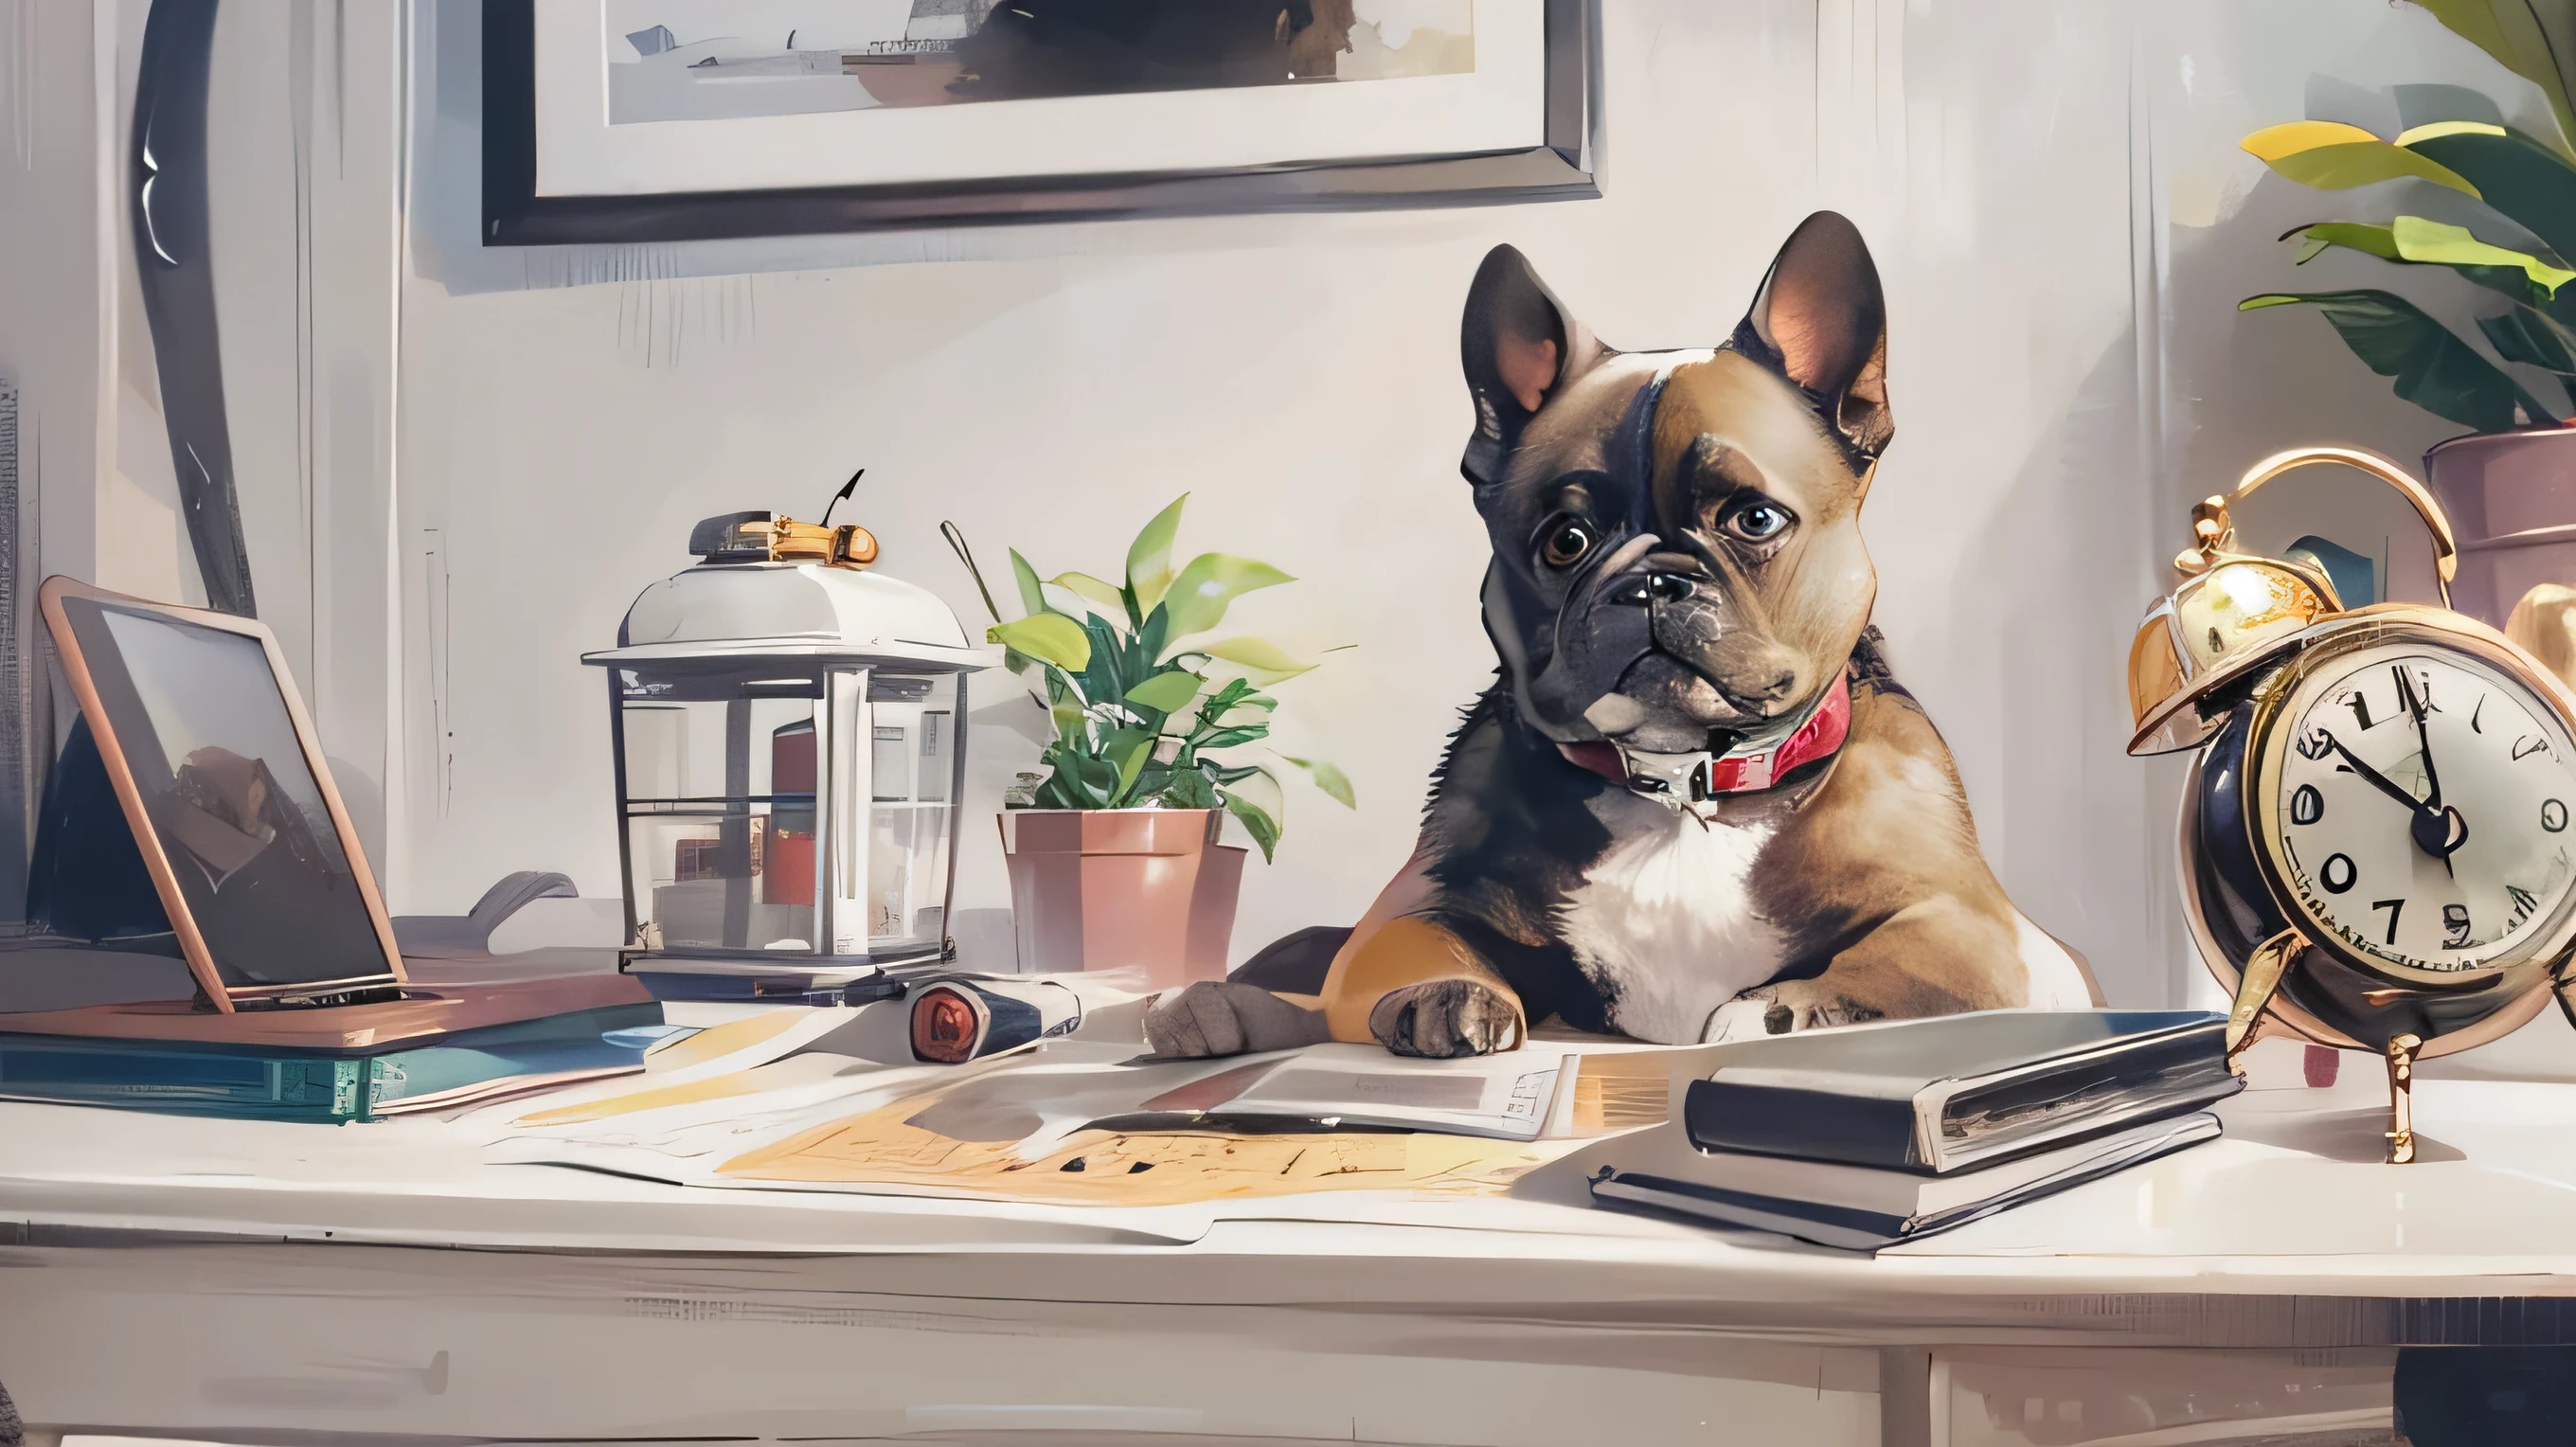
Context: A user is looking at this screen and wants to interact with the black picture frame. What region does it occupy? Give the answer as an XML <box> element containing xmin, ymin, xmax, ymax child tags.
<box><xmin>480</xmin><ymin>0</ymin><xmax>1599</xmax><ymax>247</ymax></box>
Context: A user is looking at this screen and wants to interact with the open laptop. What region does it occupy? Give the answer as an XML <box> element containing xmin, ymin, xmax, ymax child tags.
<box><xmin>0</xmin><ymin>578</ymin><xmax>649</xmax><ymax>1046</ymax></box>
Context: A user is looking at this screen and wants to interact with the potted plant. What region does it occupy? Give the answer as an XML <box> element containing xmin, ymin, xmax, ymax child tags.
<box><xmin>2236</xmin><ymin>0</ymin><xmax>2576</xmax><ymax>636</ymax></box>
<box><xmin>953</xmin><ymin>495</ymin><xmax>1351</xmax><ymax>984</ymax></box>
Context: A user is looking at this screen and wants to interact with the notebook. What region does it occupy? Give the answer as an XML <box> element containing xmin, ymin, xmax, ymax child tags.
<box><xmin>1681</xmin><ymin>1009</ymin><xmax>2238</xmax><ymax>1173</ymax></box>
<box><xmin>1591</xmin><ymin>1110</ymin><xmax>2221</xmax><ymax>1250</ymax></box>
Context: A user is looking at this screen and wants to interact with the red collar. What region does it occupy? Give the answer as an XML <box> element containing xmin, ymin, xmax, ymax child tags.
<box><xmin>1559</xmin><ymin>670</ymin><xmax>1853</xmax><ymax>802</ymax></box>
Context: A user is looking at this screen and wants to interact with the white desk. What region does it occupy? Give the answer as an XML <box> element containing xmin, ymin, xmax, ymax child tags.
<box><xmin>1</xmin><ymin>1039</ymin><xmax>2572</xmax><ymax>1446</ymax></box>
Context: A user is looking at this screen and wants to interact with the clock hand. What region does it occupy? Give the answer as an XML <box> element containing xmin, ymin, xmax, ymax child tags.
<box><xmin>2397</xmin><ymin>666</ymin><xmax>2442</xmax><ymax>811</ymax></box>
<box><xmin>2322</xmin><ymin>733</ymin><xmax>2465</xmax><ymax>863</ymax></box>
<box><xmin>2325</xmin><ymin>734</ymin><xmax>2429</xmax><ymax>814</ymax></box>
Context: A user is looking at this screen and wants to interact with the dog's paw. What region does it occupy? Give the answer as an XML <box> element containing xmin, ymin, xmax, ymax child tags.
<box><xmin>1368</xmin><ymin>979</ymin><xmax>1524</xmax><ymax>1058</ymax></box>
<box><xmin>1143</xmin><ymin>981</ymin><xmax>1328</xmax><ymax>1059</ymax></box>
<box><xmin>1706</xmin><ymin>981</ymin><xmax>1887</xmax><ymax>1042</ymax></box>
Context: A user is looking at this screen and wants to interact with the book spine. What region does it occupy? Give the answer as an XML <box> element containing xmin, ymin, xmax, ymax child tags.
<box><xmin>1681</xmin><ymin>1078</ymin><xmax>1925</xmax><ymax>1170</ymax></box>
<box><xmin>1929</xmin><ymin>1029</ymin><xmax>2233</xmax><ymax>1170</ymax></box>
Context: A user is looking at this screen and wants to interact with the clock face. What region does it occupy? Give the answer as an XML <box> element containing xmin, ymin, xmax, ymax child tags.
<box><xmin>2263</xmin><ymin>639</ymin><xmax>2576</xmax><ymax>974</ymax></box>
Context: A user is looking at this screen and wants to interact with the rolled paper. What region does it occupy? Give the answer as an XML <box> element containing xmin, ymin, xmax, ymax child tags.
<box><xmin>909</xmin><ymin>975</ymin><xmax>1082</xmax><ymax>1063</ymax></box>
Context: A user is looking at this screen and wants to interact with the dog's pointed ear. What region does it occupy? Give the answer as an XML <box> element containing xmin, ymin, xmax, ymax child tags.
<box><xmin>1461</xmin><ymin>245</ymin><xmax>1600</xmax><ymax>486</ymax></box>
<box><xmin>1730</xmin><ymin>211</ymin><xmax>1892</xmax><ymax>463</ymax></box>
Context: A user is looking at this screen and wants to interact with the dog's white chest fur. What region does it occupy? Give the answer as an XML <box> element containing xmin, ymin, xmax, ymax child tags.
<box><xmin>1555</xmin><ymin>813</ymin><xmax>1785</xmax><ymax>1045</ymax></box>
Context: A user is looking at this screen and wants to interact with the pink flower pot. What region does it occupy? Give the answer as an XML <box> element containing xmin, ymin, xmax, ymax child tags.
<box><xmin>2424</xmin><ymin>429</ymin><xmax>2576</xmax><ymax>629</ymax></box>
<box><xmin>998</xmin><ymin>808</ymin><xmax>1244</xmax><ymax>989</ymax></box>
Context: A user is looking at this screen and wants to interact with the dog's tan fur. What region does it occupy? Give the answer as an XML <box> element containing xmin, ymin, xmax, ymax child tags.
<box><xmin>1147</xmin><ymin>214</ymin><xmax>2101</xmax><ymax>1059</ymax></box>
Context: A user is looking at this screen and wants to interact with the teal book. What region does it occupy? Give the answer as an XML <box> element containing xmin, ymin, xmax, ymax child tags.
<box><xmin>0</xmin><ymin>1002</ymin><xmax>666</xmax><ymax>1121</ymax></box>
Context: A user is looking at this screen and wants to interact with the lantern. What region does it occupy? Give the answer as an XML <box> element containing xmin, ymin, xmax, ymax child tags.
<box><xmin>585</xmin><ymin>510</ymin><xmax>991</xmax><ymax>996</ymax></box>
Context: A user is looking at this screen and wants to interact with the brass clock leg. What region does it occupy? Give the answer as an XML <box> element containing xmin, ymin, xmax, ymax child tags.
<box><xmin>2385</xmin><ymin>1032</ymin><xmax>2423</xmax><ymax>1165</ymax></box>
<box><xmin>2226</xmin><ymin>928</ymin><xmax>2305</xmax><ymax>1072</ymax></box>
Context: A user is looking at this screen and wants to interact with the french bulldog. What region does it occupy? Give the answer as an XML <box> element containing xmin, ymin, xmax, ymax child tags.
<box><xmin>1144</xmin><ymin>211</ymin><xmax>2101</xmax><ymax>1062</ymax></box>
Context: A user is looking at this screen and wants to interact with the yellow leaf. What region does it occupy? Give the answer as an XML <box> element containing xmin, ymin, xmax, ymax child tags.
<box><xmin>1195</xmin><ymin>636</ymin><xmax>1315</xmax><ymax>682</ymax></box>
<box><xmin>1162</xmin><ymin>554</ymin><xmax>1294</xmax><ymax>639</ymax></box>
<box><xmin>2242</xmin><ymin>119</ymin><xmax>2382</xmax><ymax>161</ymax></box>
<box><xmin>1048</xmin><ymin>571</ymin><xmax>1127</xmax><ymax>612</ymax></box>
<box><xmin>2396</xmin><ymin>119</ymin><xmax>2509</xmax><ymax>146</ymax></box>
<box><xmin>2240</xmin><ymin>122</ymin><xmax>2482</xmax><ymax>197</ymax></box>
<box><xmin>1125</xmin><ymin>495</ymin><xmax>1189</xmax><ymax>616</ymax></box>
<box><xmin>988</xmin><ymin>614</ymin><xmax>1091</xmax><ymax>672</ymax></box>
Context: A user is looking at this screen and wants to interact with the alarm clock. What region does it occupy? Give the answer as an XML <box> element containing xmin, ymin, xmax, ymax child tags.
<box><xmin>2128</xmin><ymin>446</ymin><xmax>2576</xmax><ymax>1163</ymax></box>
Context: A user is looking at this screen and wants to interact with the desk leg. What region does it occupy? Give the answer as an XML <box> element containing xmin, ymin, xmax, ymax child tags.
<box><xmin>2386</xmin><ymin>1031</ymin><xmax>2422</xmax><ymax>1166</ymax></box>
<box><xmin>1881</xmin><ymin>1346</ymin><xmax>1936</xmax><ymax>1447</ymax></box>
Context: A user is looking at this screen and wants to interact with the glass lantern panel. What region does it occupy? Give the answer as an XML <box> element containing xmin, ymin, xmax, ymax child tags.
<box><xmin>619</xmin><ymin>685</ymin><xmax>822</xmax><ymax>953</ymax></box>
<box><xmin>863</xmin><ymin>674</ymin><xmax>958</xmax><ymax>957</ymax></box>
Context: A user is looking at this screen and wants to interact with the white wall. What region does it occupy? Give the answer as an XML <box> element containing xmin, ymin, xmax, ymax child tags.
<box><xmin>397</xmin><ymin>0</ymin><xmax>2198</xmax><ymax>999</ymax></box>
<box><xmin>23</xmin><ymin>0</ymin><xmax>2542</xmax><ymax>1010</ymax></box>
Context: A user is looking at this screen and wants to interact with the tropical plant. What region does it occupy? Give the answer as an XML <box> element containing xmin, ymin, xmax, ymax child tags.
<box><xmin>961</xmin><ymin>495</ymin><xmax>1351</xmax><ymax>861</ymax></box>
<box><xmin>2238</xmin><ymin>0</ymin><xmax>2576</xmax><ymax>432</ymax></box>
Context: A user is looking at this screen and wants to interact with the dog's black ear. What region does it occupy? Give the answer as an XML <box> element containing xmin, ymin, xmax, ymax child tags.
<box><xmin>1460</xmin><ymin>245</ymin><xmax>1599</xmax><ymax>486</ymax></box>
<box><xmin>1731</xmin><ymin>211</ymin><xmax>1892</xmax><ymax>463</ymax></box>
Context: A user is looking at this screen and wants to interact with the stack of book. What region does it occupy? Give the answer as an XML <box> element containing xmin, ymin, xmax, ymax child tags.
<box><xmin>0</xmin><ymin>1002</ymin><xmax>670</xmax><ymax>1121</ymax></box>
<box><xmin>1588</xmin><ymin>1009</ymin><xmax>2240</xmax><ymax>1250</ymax></box>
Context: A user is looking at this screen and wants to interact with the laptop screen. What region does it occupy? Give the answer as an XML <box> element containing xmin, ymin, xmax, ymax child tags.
<box><xmin>58</xmin><ymin>597</ymin><xmax>395</xmax><ymax>992</ymax></box>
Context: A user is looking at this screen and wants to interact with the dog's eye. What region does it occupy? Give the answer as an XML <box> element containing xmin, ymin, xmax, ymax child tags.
<box><xmin>1541</xmin><ymin>521</ymin><xmax>1596</xmax><ymax>567</ymax></box>
<box><xmin>1723</xmin><ymin>501</ymin><xmax>1794</xmax><ymax>544</ymax></box>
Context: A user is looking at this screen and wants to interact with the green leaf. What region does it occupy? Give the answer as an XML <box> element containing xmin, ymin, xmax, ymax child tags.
<box><xmin>1049</xmin><ymin>699</ymin><xmax>1088</xmax><ymax>747</ymax></box>
<box><xmin>1125</xmin><ymin>494</ymin><xmax>1189</xmax><ymax>616</ymax></box>
<box><xmin>2240</xmin><ymin>289</ymin><xmax>2558</xmax><ymax>429</ymax></box>
<box><xmin>2242</xmin><ymin>120</ymin><xmax>2482</xmax><ymax>196</ymax></box>
<box><xmin>2393</xmin><ymin>214</ymin><xmax>2576</xmax><ymax>293</ymax></box>
<box><xmin>1122</xmin><ymin>669</ymin><xmax>1205</xmax><ymax>715</ymax></box>
<box><xmin>1282</xmin><ymin>754</ymin><xmax>1355</xmax><ymax>809</ymax></box>
<box><xmin>1220</xmin><ymin>790</ymin><xmax>1281</xmax><ymax>863</ymax></box>
<box><xmin>1161</xmin><ymin>554</ymin><xmax>1293</xmax><ymax>639</ymax></box>
<box><xmin>1048</xmin><ymin>571</ymin><xmax>1128</xmax><ymax>613</ymax></box>
<box><xmin>2406</xmin><ymin>0</ymin><xmax>2576</xmax><ymax>162</ymax></box>
<box><xmin>2480</xmin><ymin>304</ymin><xmax>2576</xmax><ymax>397</ymax></box>
<box><xmin>1102</xmin><ymin>726</ymin><xmax>1157</xmax><ymax>804</ymax></box>
<box><xmin>2403</xmin><ymin>127</ymin><xmax>2576</xmax><ymax>265</ymax></box>
<box><xmin>1196</xmin><ymin>724</ymin><xmax>1272</xmax><ymax>750</ymax></box>
<box><xmin>1076</xmin><ymin>611</ymin><xmax>1133</xmax><ymax>710</ymax></box>
<box><xmin>1196</xmin><ymin>635</ymin><xmax>1315</xmax><ymax>683</ymax></box>
<box><xmin>1009</xmin><ymin>548</ymin><xmax>1053</xmax><ymax>619</ymax></box>
<box><xmin>2290</xmin><ymin>220</ymin><xmax>2403</xmax><ymax>265</ymax></box>
<box><xmin>989</xmin><ymin>614</ymin><xmax>1093</xmax><ymax>672</ymax></box>
<box><xmin>1161</xmin><ymin>766</ymin><xmax>1218</xmax><ymax>811</ymax></box>
<box><xmin>2288</xmin><ymin>218</ymin><xmax>2570</xmax><ymax>305</ymax></box>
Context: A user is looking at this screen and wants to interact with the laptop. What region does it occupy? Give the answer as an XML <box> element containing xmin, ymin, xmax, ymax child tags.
<box><xmin>0</xmin><ymin>578</ymin><xmax>650</xmax><ymax>1047</ymax></box>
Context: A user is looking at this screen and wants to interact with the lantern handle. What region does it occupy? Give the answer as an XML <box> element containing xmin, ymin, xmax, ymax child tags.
<box><xmin>2191</xmin><ymin>446</ymin><xmax>2456</xmax><ymax>611</ymax></box>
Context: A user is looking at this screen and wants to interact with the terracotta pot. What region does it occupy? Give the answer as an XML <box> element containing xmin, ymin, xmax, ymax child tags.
<box><xmin>998</xmin><ymin>808</ymin><xmax>1245</xmax><ymax>988</ymax></box>
<box><xmin>2423</xmin><ymin>430</ymin><xmax>2576</xmax><ymax>630</ymax></box>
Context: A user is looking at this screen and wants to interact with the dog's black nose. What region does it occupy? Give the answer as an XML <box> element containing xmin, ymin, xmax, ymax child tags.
<box><xmin>1613</xmin><ymin>572</ymin><xmax>1698</xmax><ymax>605</ymax></box>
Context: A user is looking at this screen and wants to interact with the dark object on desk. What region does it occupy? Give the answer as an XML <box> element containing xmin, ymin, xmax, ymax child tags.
<box><xmin>2396</xmin><ymin>1346</ymin><xmax>2576</xmax><ymax>1447</ymax></box>
<box><xmin>1684</xmin><ymin>1009</ymin><xmax>2238</xmax><ymax>1174</ymax></box>
<box><xmin>911</xmin><ymin>975</ymin><xmax>1082</xmax><ymax>1063</ymax></box>
<box><xmin>1594</xmin><ymin>1111</ymin><xmax>2219</xmax><ymax>1252</ymax></box>
<box><xmin>0</xmin><ymin>1000</ymin><xmax>660</xmax><ymax>1121</ymax></box>
<box><xmin>27</xmin><ymin>715</ymin><xmax>180</xmax><ymax>949</ymax></box>
<box><xmin>392</xmin><ymin>870</ymin><xmax>578</xmax><ymax>958</ymax></box>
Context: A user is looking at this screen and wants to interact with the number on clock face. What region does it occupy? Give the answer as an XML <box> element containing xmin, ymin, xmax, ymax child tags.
<box><xmin>2270</xmin><ymin>644</ymin><xmax>2576</xmax><ymax>972</ymax></box>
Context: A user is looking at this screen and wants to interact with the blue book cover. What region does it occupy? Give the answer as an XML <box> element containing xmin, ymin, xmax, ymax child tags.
<box><xmin>0</xmin><ymin>1002</ymin><xmax>665</xmax><ymax>1121</ymax></box>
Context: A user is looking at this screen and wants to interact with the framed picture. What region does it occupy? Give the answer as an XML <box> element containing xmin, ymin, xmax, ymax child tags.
<box><xmin>481</xmin><ymin>0</ymin><xmax>1598</xmax><ymax>245</ymax></box>
<box><xmin>38</xmin><ymin>579</ymin><xmax>407</xmax><ymax>1010</ymax></box>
